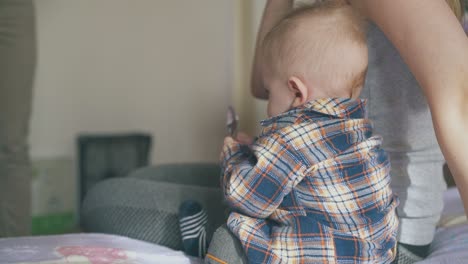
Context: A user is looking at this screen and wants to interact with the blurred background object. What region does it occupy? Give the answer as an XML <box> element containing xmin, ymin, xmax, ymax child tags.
<box><xmin>77</xmin><ymin>133</ymin><xmax>152</xmax><ymax>205</ymax></box>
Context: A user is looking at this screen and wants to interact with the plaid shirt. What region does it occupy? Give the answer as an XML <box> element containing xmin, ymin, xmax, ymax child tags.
<box><xmin>220</xmin><ymin>98</ymin><xmax>399</xmax><ymax>264</ymax></box>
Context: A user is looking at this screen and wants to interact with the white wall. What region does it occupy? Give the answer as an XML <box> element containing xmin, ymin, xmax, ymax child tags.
<box><xmin>30</xmin><ymin>0</ymin><xmax>234</xmax><ymax>165</ymax></box>
<box><xmin>251</xmin><ymin>0</ymin><xmax>269</xmax><ymax>134</ymax></box>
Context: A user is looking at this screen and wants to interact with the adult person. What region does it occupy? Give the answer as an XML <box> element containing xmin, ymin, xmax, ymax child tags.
<box><xmin>0</xmin><ymin>0</ymin><xmax>36</xmax><ymax>237</ymax></box>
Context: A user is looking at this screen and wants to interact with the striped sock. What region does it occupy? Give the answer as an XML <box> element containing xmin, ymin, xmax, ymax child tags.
<box><xmin>178</xmin><ymin>200</ymin><xmax>208</xmax><ymax>258</ymax></box>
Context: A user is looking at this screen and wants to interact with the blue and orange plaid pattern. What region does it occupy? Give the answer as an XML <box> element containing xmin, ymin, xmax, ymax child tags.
<box><xmin>220</xmin><ymin>98</ymin><xmax>399</xmax><ymax>264</ymax></box>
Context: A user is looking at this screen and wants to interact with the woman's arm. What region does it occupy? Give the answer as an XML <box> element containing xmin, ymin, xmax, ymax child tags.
<box><xmin>349</xmin><ymin>0</ymin><xmax>468</xmax><ymax>214</ymax></box>
<box><xmin>250</xmin><ymin>0</ymin><xmax>294</xmax><ymax>99</ymax></box>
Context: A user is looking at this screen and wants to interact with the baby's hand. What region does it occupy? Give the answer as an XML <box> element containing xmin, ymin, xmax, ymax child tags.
<box><xmin>220</xmin><ymin>133</ymin><xmax>255</xmax><ymax>163</ymax></box>
<box><xmin>224</xmin><ymin>136</ymin><xmax>236</xmax><ymax>146</ymax></box>
<box><xmin>220</xmin><ymin>133</ymin><xmax>257</xmax><ymax>172</ymax></box>
<box><xmin>220</xmin><ymin>136</ymin><xmax>239</xmax><ymax>162</ymax></box>
<box><xmin>236</xmin><ymin>132</ymin><xmax>254</xmax><ymax>146</ymax></box>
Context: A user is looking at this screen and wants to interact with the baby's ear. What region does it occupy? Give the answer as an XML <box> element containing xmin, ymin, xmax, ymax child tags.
<box><xmin>288</xmin><ymin>76</ymin><xmax>308</xmax><ymax>107</ymax></box>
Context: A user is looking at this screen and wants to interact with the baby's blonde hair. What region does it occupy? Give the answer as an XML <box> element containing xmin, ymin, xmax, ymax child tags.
<box><xmin>262</xmin><ymin>1</ymin><xmax>367</xmax><ymax>98</ymax></box>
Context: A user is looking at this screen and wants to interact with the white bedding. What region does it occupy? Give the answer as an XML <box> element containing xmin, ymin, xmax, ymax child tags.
<box><xmin>0</xmin><ymin>233</ymin><xmax>201</xmax><ymax>264</ymax></box>
<box><xmin>418</xmin><ymin>187</ymin><xmax>468</xmax><ymax>263</ymax></box>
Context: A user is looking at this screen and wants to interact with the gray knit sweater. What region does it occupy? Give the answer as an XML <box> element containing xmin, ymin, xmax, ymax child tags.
<box><xmin>361</xmin><ymin>23</ymin><xmax>446</xmax><ymax>245</ymax></box>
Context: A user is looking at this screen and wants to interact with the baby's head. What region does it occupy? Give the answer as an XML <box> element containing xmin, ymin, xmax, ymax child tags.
<box><xmin>261</xmin><ymin>2</ymin><xmax>367</xmax><ymax>117</ymax></box>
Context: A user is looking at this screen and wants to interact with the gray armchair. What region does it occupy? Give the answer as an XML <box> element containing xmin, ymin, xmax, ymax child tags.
<box><xmin>80</xmin><ymin>163</ymin><xmax>226</xmax><ymax>250</ymax></box>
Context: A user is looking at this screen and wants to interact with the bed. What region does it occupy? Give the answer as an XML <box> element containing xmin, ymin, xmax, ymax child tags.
<box><xmin>1</xmin><ymin>187</ymin><xmax>467</xmax><ymax>264</ymax></box>
<box><xmin>0</xmin><ymin>233</ymin><xmax>201</xmax><ymax>264</ymax></box>
<box><xmin>418</xmin><ymin>187</ymin><xmax>468</xmax><ymax>263</ymax></box>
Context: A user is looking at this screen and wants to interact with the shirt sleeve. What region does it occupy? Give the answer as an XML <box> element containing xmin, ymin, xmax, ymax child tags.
<box><xmin>220</xmin><ymin>134</ymin><xmax>306</xmax><ymax>218</ymax></box>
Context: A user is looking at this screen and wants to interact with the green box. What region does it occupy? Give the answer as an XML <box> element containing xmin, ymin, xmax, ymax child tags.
<box><xmin>31</xmin><ymin>158</ymin><xmax>77</xmax><ymax>235</ymax></box>
<box><xmin>32</xmin><ymin>212</ymin><xmax>75</xmax><ymax>235</ymax></box>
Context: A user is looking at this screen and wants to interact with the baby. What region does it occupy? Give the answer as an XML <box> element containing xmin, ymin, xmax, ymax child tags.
<box><xmin>219</xmin><ymin>2</ymin><xmax>399</xmax><ymax>263</ymax></box>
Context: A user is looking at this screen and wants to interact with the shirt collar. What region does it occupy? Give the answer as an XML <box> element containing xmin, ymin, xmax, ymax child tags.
<box><xmin>259</xmin><ymin>98</ymin><xmax>367</xmax><ymax>136</ymax></box>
